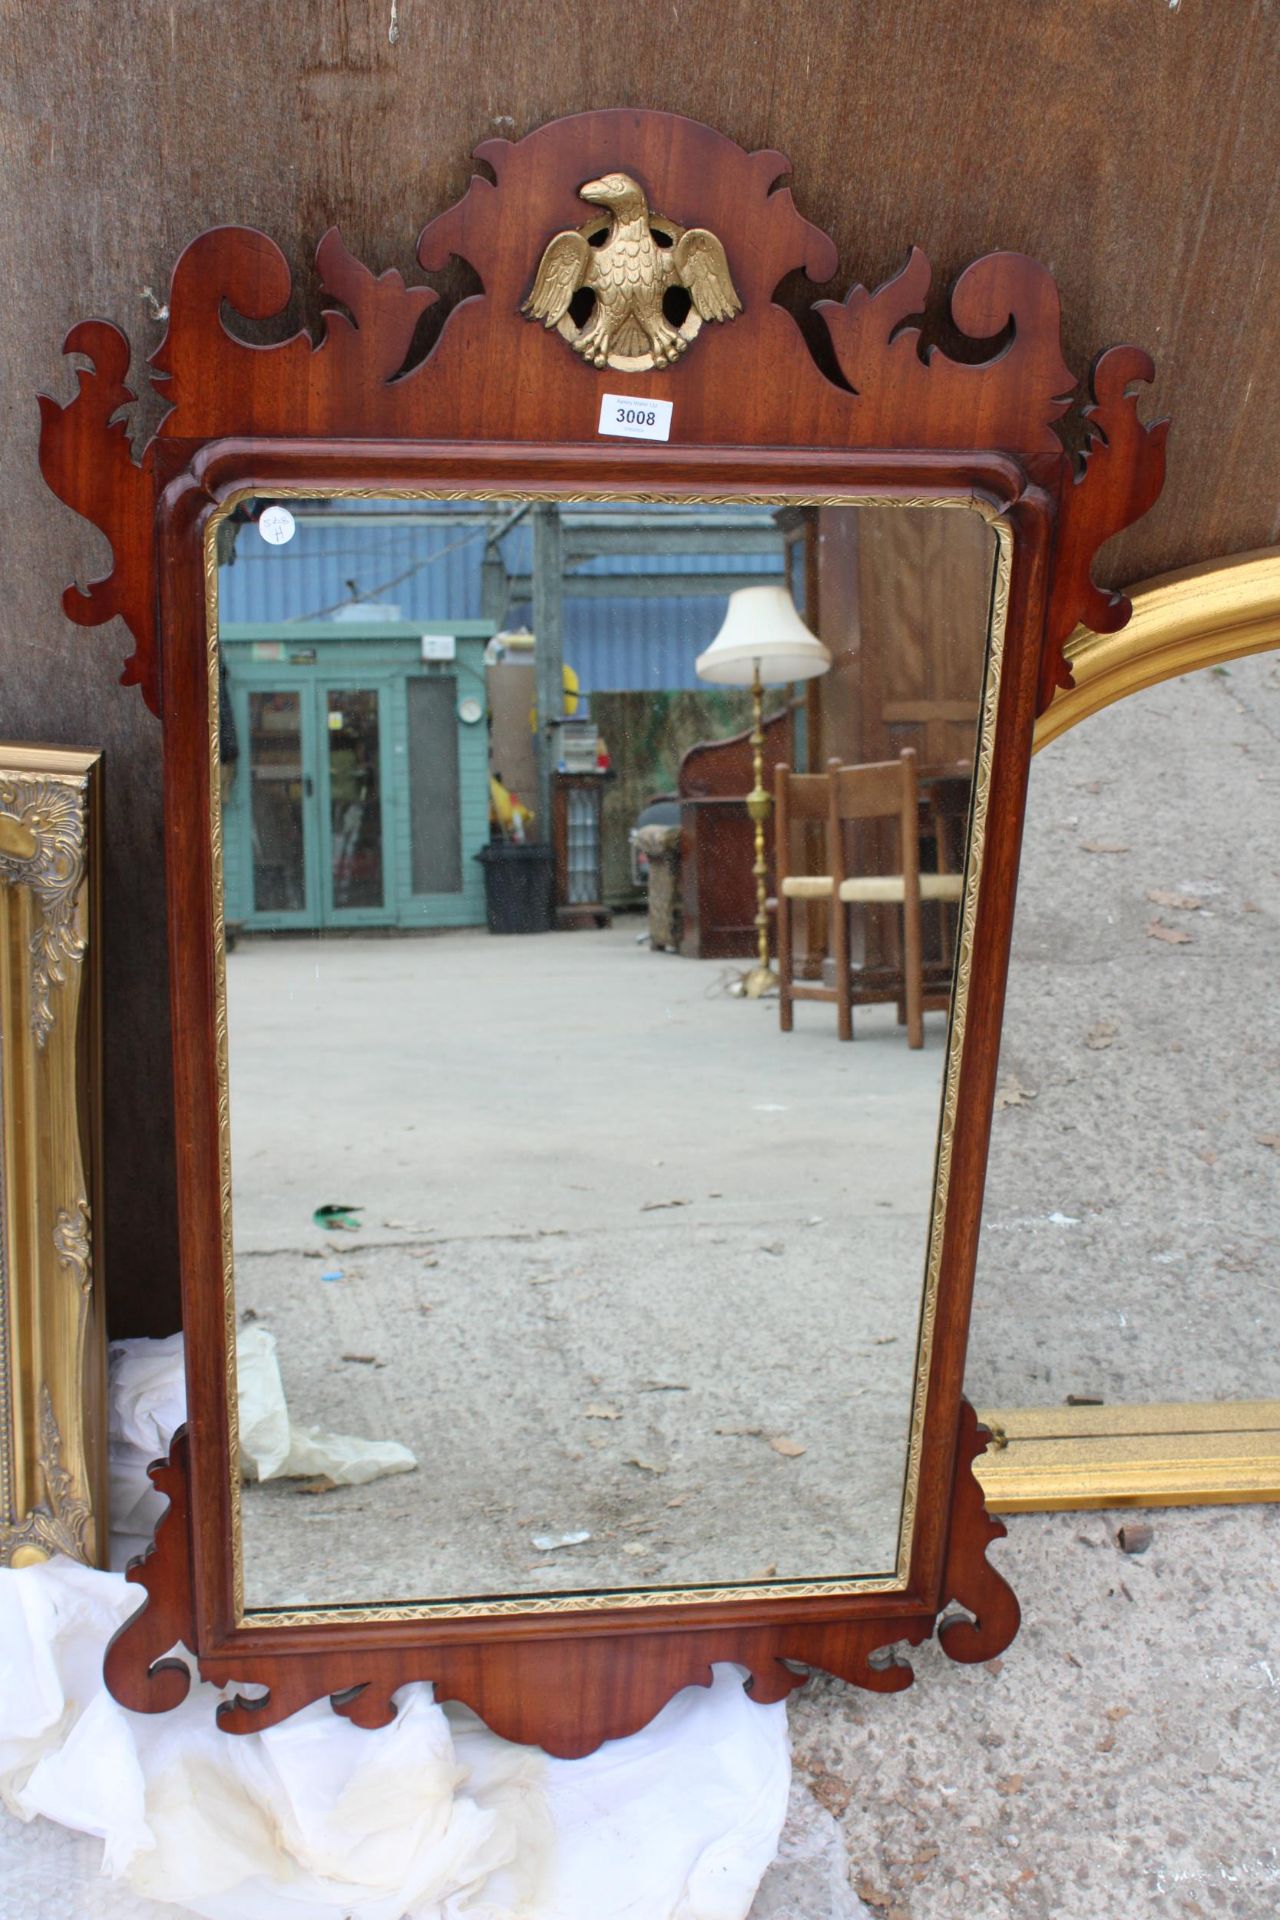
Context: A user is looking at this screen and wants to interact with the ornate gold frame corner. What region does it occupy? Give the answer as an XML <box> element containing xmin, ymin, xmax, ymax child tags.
<box><xmin>0</xmin><ymin>745</ymin><xmax>107</xmax><ymax>1568</ymax></box>
<box><xmin>1034</xmin><ymin>546</ymin><xmax>1280</xmax><ymax>752</ymax></box>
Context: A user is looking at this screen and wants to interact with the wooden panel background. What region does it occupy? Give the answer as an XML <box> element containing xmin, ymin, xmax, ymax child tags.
<box><xmin>858</xmin><ymin>510</ymin><xmax>989</xmax><ymax>767</ymax></box>
<box><xmin>822</xmin><ymin>509</ymin><xmax>991</xmax><ymax>770</ymax></box>
<box><xmin>3</xmin><ymin>0</ymin><xmax>1276</xmax><ymax>1334</ymax></box>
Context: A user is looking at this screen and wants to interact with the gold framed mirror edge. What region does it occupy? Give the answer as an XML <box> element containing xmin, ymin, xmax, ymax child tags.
<box><xmin>992</xmin><ymin>546</ymin><xmax>1280</xmax><ymax>1514</ymax></box>
<box><xmin>201</xmin><ymin>486</ymin><xmax>1013</xmax><ymax>1628</ymax></box>
<box><xmin>0</xmin><ymin>744</ymin><xmax>106</xmax><ymax>1570</ymax></box>
<box><xmin>1034</xmin><ymin>546</ymin><xmax>1280</xmax><ymax>752</ymax></box>
<box><xmin>975</xmin><ymin>1402</ymin><xmax>1280</xmax><ymax>1512</ymax></box>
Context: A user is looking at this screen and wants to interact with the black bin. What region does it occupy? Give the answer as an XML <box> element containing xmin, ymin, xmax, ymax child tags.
<box><xmin>475</xmin><ymin>842</ymin><xmax>555</xmax><ymax>934</ymax></box>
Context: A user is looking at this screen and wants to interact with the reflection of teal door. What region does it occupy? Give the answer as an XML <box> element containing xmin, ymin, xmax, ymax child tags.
<box><xmin>223</xmin><ymin>624</ymin><xmax>493</xmax><ymax>935</ymax></box>
<box><xmin>319</xmin><ymin>681</ymin><xmax>391</xmax><ymax>928</ymax></box>
<box><xmin>241</xmin><ymin>685</ymin><xmax>317</xmax><ymax>929</ymax></box>
<box><xmin>238</xmin><ymin>680</ymin><xmax>392</xmax><ymax>931</ymax></box>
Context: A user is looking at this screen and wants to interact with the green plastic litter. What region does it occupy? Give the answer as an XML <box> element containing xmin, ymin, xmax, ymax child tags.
<box><xmin>313</xmin><ymin>1203</ymin><xmax>362</xmax><ymax>1231</ymax></box>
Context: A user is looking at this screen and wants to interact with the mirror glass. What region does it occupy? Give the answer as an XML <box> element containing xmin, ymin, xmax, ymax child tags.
<box><xmin>213</xmin><ymin>495</ymin><xmax>1004</xmax><ymax>1612</ymax></box>
<box><xmin>972</xmin><ymin>650</ymin><xmax>1280</xmax><ymax>1410</ymax></box>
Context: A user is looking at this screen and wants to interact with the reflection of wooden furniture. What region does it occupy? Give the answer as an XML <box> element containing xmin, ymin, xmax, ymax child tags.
<box><xmin>919</xmin><ymin>763</ymin><xmax>971</xmax><ymax>974</ymax></box>
<box><xmin>830</xmin><ymin>750</ymin><xmax>965</xmax><ymax>1045</ymax></box>
<box><xmin>819</xmin><ymin>759</ymin><xmax>972</xmax><ymax>1002</ymax></box>
<box><xmin>772</xmin><ymin>766</ymin><xmax>835</xmax><ymax>1031</ymax></box>
<box><xmin>780</xmin><ymin>509</ymin><xmax>829</xmax><ymax>973</ymax></box>
<box><xmin>551</xmin><ymin>771</ymin><xmax>612</xmax><ymax>928</ymax></box>
<box><xmin>677</xmin><ymin>706</ymin><xmax>792</xmax><ymax>959</ymax></box>
<box><xmin>810</xmin><ymin>504</ymin><xmax>987</xmax><ymax>972</ymax></box>
<box><xmin>774</xmin><ymin>753</ymin><xmax>969</xmax><ymax>1040</ymax></box>
<box><xmin>815</xmin><ymin>505</ymin><xmax>989</xmax><ymax>766</ymax></box>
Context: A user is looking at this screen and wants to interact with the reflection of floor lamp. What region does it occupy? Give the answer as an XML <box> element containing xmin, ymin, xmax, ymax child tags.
<box><xmin>696</xmin><ymin>587</ymin><xmax>832</xmax><ymax>998</ymax></box>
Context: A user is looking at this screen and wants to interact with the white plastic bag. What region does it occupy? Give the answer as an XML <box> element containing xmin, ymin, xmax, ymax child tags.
<box><xmin>236</xmin><ymin>1324</ymin><xmax>417</xmax><ymax>1486</ymax></box>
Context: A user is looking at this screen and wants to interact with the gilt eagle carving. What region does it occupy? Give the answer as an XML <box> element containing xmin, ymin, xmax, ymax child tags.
<box><xmin>523</xmin><ymin>173</ymin><xmax>741</xmax><ymax>370</ymax></box>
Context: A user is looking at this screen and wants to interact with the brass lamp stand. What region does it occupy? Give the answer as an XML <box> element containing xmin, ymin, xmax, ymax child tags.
<box><xmin>742</xmin><ymin>660</ymin><xmax>775</xmax><ymax>997</ymax></box>
<box><xmin>695</xmin><ymin>585</ymin><xmax>831</xmax><ymax>999</ymax></box>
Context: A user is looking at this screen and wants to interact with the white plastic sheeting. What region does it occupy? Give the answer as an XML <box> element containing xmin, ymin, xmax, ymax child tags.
<box><xmin>107</xmin><ymin>1333</ymin><xmax>187</xmax><ymax>1566</ymax></box>
<box><xmin>0</xmin><ymin>1337</ymin><xmax>793</xmax><ymax>1919</ymax></box>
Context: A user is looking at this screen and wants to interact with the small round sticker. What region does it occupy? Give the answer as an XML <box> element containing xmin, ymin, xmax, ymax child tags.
<box><xmin>258</xmin><ymin>505</ymin><xmax>296</xmax><ymax>546</ymax></box>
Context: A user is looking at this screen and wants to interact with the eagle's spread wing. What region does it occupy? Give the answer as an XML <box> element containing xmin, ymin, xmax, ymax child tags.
<box><xmin>523</xmin><ymin>231</ymin><xmax>591</xmax><ymax>327</ymax></box>
<box><xmin>672</xmin><ymin>230</ymin><xmax>741</xmax><ymax>322</ymax></box>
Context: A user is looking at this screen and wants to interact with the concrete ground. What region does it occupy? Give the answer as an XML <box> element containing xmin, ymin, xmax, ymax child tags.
<box><xmin>228</xmin><ymin>925</ymin><xmax>948</xmax><ymax>1605</ymax></box>
<box><xmin>754</xmin><ymin>1503</ymin><xmax>1280</xmax><ymax>1920</ymax></box>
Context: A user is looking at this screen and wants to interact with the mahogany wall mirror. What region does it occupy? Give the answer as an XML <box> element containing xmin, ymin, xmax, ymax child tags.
<box><xmin>38</xmin><ymin>108</ymin><xmax>1166</xmax><ymax>1756</ymax></box>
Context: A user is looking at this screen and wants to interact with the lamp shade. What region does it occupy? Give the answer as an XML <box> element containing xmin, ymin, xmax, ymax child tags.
<box><xmin>694</xmin><ymin>586</ymin><xmax>832</xmax><ymax>688</ymax></box>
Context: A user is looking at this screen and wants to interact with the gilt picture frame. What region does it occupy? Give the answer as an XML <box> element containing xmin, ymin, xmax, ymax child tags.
<box><xmin>0</xmin><ymin>745</ymin><xmax>106</xmax><ymax>1573</ymax></box>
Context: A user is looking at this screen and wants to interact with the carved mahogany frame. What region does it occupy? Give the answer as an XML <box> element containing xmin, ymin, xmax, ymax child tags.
<box><xmin>37</xmin><ymin>108</ymin><xmax>1167</xmax><ymax>1756</ymax></box>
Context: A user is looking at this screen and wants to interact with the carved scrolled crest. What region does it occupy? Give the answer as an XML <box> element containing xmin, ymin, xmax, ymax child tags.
<box><xmin>1042</xmin><ymin>345</ymin><xmax>1171</xmax><ymax>708</ymax></box>
<box><xmin>419</xmin><ymin>114</ymin><xmax>837</xmax><ymax>325</ymax></box>
<box><xmin>103</xmin><ymin>1428</ymin><xmax>196</xmax><ymax>1714</ymax></box>
<box><xmin>150</xmin><ymin>225</ymin><xmax>441</xmax><ymax>437</ymax></box>
<box><xmin>37</xmin><ymin>107</ymin><xmax>1166</xmax><ymax>721</ymax></box>
<box><xmin>36</xmin><ymin>328</ymin><xmax>159</xmax><ymax>710</ymax></box>
<box><xmin>817</xmin><ymin>246</ymin><xmax>1077</xmax><ymax>457</ymax></box>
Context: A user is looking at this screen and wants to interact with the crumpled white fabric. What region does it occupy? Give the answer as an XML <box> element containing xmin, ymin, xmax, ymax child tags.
<box><xmin>235</xmin><ymin>1324</ymin><xmax>417</xmax><ymax>1487</ymax></box>
<box><xmin>0</xmin><ymin>1337</ymin><xmax>792</xmax><ymax>1920</ymax></box>
<box><xmin>0</xmin><ymin>1565</ymin><xmax>788</xmax><ymax>1919</ymax></box>
<box><xmin>108</xmin><ymin>1333</ymin><xmax>188</xmax><ymax>1551</ymax></box>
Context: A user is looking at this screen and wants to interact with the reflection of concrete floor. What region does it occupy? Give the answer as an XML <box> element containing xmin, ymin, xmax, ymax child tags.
<box><xmin>226</xmin><ymin>923</ymin><xmax>950</xmax><ymax>1605</ymax></box>
<box><xmin>226</xmin><ymin>922</ymin><xmax>947</xmax><ymax>1250</ymax></box>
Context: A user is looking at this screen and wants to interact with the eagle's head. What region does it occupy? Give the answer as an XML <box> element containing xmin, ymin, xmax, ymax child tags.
<box><xmin>579</xmin><ymin>173</ymin><xmax>648</xmax><ymax>221</ymax></box>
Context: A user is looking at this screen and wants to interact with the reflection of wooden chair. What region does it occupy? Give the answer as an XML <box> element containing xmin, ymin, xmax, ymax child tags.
<box><xmin>772</xmin><ymin>766</ymin><xmax>834</xmax><ymax>1032</ymax></box>
<box><xmin>921</xmin><ymin>760</ymin><xmax>972</xmax><ymax>973</ymax></box>
<box><xmin>829</xmin><ymin>749</ymin><xmax>965</xmax><ymax>1046</ymax></box>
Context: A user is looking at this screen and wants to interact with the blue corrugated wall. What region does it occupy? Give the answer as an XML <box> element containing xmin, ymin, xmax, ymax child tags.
<box><xmin>218</xmin><ymin>504</ymin><xmax>786</xmax><ymax>695</ymax></box>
